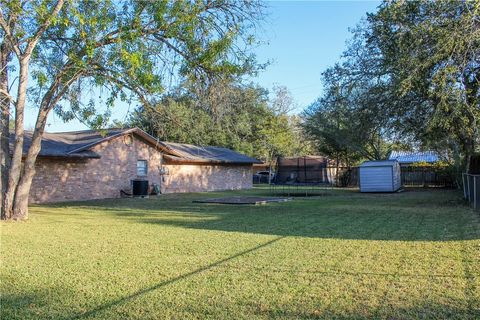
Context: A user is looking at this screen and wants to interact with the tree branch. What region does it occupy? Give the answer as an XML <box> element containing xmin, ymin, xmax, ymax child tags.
<box><xmin>0</xmin><ymin>9</ymin><xmax>21</xmax><ymax>57</ymax></box>
<box><xmin>25</xmin><ymin>0</ymin><xmax>65</xmax><ymax>55</ymax></box>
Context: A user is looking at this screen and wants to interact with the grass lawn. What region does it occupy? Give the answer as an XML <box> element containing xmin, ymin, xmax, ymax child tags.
<box><xmin>2</xmin><ymin>187</ymin><xmax>480</xmax><ymax>319</ymax></box>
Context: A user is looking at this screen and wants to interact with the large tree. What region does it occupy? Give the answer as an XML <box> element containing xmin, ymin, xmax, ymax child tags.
<box><xmin>0</xmin><ymin>0</ymin><xmax>264</xmax><ymax>220</ymax></box>
<box><xmin>305</xmin><ymin>0</ymin><xmax>479</xmax><ymax>169</ymax></box>
<box><xmin>369</xmin><ymin>0</ymin><xmax>480</xmax><ymax>166</ymax></box>
<box><xmin>304</xmin><ymin>64</ymin><xmax>394</xmax><ymax>166</ymax></box>
<box><xmin>128</xmin><ymin>81</ymin><xmax>309</xmax><ymax>163</ymax></box>
<box><xmin>128</xmin><ymin>79</ymin><xmax>273</xmax><ymax>157</ymax></box>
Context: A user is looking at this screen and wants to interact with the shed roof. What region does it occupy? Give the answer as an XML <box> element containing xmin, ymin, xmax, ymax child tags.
<box><xmin>359</xmin><ymin>160</ymin><xmax>399</xmax><ymax>167</ymax></box>
<box><xmin>10</xmin><ymin>128</ymin><xmax>259</xmax><ymax>164</ymax></box>
<box><xmin>388</xmin><ymin>150</ymin><xmax>439</xmax><ymax>163</ymax></box>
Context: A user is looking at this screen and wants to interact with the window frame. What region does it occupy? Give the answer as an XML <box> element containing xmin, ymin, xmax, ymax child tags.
<box><xmin>136</xmin><ymin>160</ymin><xmax>148</xmax><ymax>176</ymax></box>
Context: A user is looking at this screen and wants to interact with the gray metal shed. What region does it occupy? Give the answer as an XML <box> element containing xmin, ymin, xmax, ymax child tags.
<box><xmin>359</xmin><ymin>160</ymin><xmax>401</xmax><ymax>192</ymax></box>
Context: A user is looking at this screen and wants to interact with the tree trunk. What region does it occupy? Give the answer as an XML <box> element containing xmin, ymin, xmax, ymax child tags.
<box><xmin>464</xmin><ymin>136</ymin><xmax>476</xmax><ymax>174</ymax></box>
<box><xmin>2</xmin><ymin>57</ymin><xmax>30</xmax><ymax>219</ymax></box>
<box><xmin>1</xmin><ymin>0</ymin><xmax>66</xmax><ymax>219</ymax></box>
<box><xmin>0</xmin><ymin>42</ymin><xmax>11</xmax><ymax>220</ymax></box>
<box><xmin>267</xmin><ymin>152</ymin><xmax>272</xmax><ymax>185</ymax></box>
<box><xmin>12</xmin><ymin>110</ymin><xmax>49</xmax><ymax>220</ymax></box>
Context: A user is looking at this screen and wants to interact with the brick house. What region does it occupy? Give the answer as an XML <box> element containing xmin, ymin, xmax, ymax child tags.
<box><xmin>15</xmin><ymin>128</ymin><xmax>259</xmax><ymax>203</ymax></box>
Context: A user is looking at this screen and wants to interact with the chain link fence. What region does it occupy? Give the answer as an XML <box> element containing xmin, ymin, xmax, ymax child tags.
<box><xmin>463</xmin><ymin>174</ymin><xmax>480</xmax><ymax>210</ymax></box>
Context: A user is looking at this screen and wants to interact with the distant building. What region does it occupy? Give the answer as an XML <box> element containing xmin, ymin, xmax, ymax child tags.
<box><xmin>388</xmin><ymin>150</ymin><xmax>440</xmax><ymax>166</ymax></box>
<box><xmin>274</xmin><ymin>156</ymin><xmax>338</xmax><ymax>184</ymax></box>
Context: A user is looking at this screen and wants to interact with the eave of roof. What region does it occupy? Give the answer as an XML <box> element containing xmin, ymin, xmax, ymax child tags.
<box><xmin>30</xmin><ymin>152</ymin><xmax>101</xmax><ymax>159</ymax></box>
<box><xmin>359</xmin><ymin>160</ymin><xmax>399</xmax><ymax>167</ymax></box>
<box><xmin>162</xmin><ymin>154</ymin><xmax>257</xmax><ymax>165</ymax></box>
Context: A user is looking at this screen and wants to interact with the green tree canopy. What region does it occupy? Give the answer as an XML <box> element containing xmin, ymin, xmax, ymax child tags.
<box><xmin>304</xmin><ymin>0</ymin><xmax>479</xmax><ymax>169</ymax></box>
<box><xmin>0</xmin><ymin>0</ymin><xmax>265</xmax><ymax>219</ymax></box>
<box><xmin>369</xmin><ymin>0</ymin><xmax>479</xmax><ymax>163</ymax></box>
<box><xmin>128</xmin><ymin>81</ymin><xmax>311</xmax><ymax>162</ymax></box>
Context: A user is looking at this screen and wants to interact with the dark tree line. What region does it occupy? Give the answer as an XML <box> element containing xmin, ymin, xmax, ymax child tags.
<box><xmin>127</xmin><ymin>80</ymin><xmax>313</xmax><ymax>162</ymax></box>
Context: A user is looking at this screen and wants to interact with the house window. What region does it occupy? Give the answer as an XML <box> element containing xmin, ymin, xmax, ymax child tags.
<box><xmin>137</xmin><ymin>160</ymin><xmax>148</xmax><ymax>176</ymax></box>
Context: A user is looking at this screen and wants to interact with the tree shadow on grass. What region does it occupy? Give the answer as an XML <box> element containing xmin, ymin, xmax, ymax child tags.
<box><xmin>1</xmin><ymin>238</ymin><xmax>282</xmax><ymax>319</ymax></box>
<box><xmin>64</xmin><ymin>236</ymin><xmax>285</xmax><ymax>320</ymax></box>
<box><xmin>134</xmin><ymin>205</ymin><xmax>480</xmax><ymax>241</ymax></box>
<box><xmin>5</xmin><ymin>280</ymin><xmax>478</xmax><ymax>320</ymax></box>
<box><xmin>36</xmin><ymin>189</ymin><xmax>480</xmax><ymax>241</ymax></box>
<box><xmin>16</xmin><ymin>191</ymin><xmax>480</xmax><ymax>319</ymax></box>
<box><xmin>0</xmin><ymin>287</ymin><xmax>75</xmax><ymax>320</ymax></box>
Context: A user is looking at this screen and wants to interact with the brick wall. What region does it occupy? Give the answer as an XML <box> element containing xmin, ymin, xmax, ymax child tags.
<box><xmin>162</xmin><ymin>164</ymin><xmax>252</xmax><ymax>193</ymax></box>
<box><xmin>29</xmin><ymin>135</ymin><xmax>253</xmax><ymax>203</ymax></box>
<box><xmin>29</xmin><ymin>135</ymin><xmax>162</xmax><ymax>203</ymax></box>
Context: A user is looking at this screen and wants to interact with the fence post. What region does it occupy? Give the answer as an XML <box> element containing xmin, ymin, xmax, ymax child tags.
<box><xmin>473</xmin><ymin>176</ymin><xmax>478</xmax><ymax>210</ymax></box>
<box><xmin>467</xmin><ymin>174</ymin><xmax>471</xmax><ymax>203</ymax></box>
<box><xmin>422</xmin><ymin>167</ymin><xmax>425</xmax><ymax>187</ymax></box>
<box><xmin>468</xmin><ymin>175</ymin><xmax>477</xmax><ymax>208</ymax></box>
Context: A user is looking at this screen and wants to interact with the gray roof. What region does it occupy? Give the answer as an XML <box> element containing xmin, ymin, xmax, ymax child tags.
<box><xmin>161</xmin><ymin>141</ymin><xmax>261</xmax><ymax>164</ymax></box>
<box><xmin>11</xmin><ymin>128</ymin><xmax>131</xmax><ymax>158</ymax></box>
<box><xmin>359</xmin><ymin>160</ymin><xmax>399</xmax><ymax>167</ymax></box>
<box><xmin>389</xmin><ymin>150</ymin><xmax>439</xmax><ymax>163</ymax></box>
<box><xmin>10</xmin><ymin>128</ymin><xmax>260</xmax><ymax>164</ymax></box>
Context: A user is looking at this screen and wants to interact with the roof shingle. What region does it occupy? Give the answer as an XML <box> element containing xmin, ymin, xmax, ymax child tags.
<box><xmin>161</xmin><ymin>141</ymin><xmax>260</xmax><ymax>164</ymax></box>
<box><xmin>10</xmin><ymin>128</ymin><xmax>260</xmax><ymax>164</ymax></box>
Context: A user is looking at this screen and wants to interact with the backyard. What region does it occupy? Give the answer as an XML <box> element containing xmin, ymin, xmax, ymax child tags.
<box><xmin>2</xmin><ymin>188</ymin><xmax>480</xmax><ymax>319</ymax></box>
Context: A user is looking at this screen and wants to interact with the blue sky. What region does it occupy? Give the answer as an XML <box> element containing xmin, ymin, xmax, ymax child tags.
<box><xmin>29</xmin><ymin>0</ymin><xmax>381</xmax><ymax>132</ymax></box>
<box><xmin>256</xmin><ymin>0</ymin><xmax>380</xmax><ymax>110</ymax></box>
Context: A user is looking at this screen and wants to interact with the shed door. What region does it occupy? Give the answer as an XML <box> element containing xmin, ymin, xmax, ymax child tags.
<box><xmin>360</xmin><ymin>166</ymin><xmax>394</xmax><ymax>192</ymax></box>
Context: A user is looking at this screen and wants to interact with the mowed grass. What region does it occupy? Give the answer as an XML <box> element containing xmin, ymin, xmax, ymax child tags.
<box><xmin>1</xmin><ymin>188</ymin><xmax>480</xmax><ymax>319</ymax></box>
